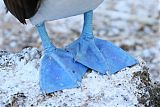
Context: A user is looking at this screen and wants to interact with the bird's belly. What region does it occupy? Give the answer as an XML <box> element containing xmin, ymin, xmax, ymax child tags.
<box><xmin>30</xmin><ymin>0</ymin><xmax>104</xmax><ymax>25</ymax></box>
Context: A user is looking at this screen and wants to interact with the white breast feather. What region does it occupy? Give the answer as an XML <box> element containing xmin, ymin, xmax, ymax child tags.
<box><xmin>30</xmin><ymin>0</ymin><xmax>104</xmax><ymax>25</ymax></box>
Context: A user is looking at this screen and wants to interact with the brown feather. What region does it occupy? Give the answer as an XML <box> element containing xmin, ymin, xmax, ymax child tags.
<box><xmin>3</xmin><ymin>0</ymin><xmax>41</xmax><ymax>24</ymax></box>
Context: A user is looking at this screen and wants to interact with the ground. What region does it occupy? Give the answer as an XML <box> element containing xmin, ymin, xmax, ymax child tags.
<box><xmin>0</xmin><ymin>0</ymin><xmax>159</xmax><ymax>107</ymax></box>
<box><xmin>0</xmin><ymin>48</ymin><xmax>159</xmax><ymax>107</ymax></box>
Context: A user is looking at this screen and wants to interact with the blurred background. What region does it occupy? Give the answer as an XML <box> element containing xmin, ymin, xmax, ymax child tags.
<box><xmin>0</xmin><ymin>0</ymin><xmax>159</xmax><ymax>82</ymax></box>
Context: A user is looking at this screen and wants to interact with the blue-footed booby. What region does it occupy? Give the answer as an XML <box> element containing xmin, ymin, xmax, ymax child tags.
<box><xmin>3</xmin><ymin>0</ymin><xmax>137</xmax><ymax>93</ymax></box>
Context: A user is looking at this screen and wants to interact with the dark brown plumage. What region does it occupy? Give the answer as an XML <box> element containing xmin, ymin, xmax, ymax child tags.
<box><xmin>3</xmin><ymin>0</ymin><xmax>41</xmax><ymax>24</ymax></box>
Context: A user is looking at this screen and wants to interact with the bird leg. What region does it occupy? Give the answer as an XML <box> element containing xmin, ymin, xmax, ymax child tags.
<box><xmin>65</xmin><ymin>10</ymin><xmax>137</xmax><ymax>74</ymax></box>
<box><xmin>36</xmin><ymin>23</ymin><xmax>56</xmax><ymax>53</ymax></box>
<box><xmin>36</xmin><ymin>23</ymin><xmax>87</xmax><ymax>93</ymax></box>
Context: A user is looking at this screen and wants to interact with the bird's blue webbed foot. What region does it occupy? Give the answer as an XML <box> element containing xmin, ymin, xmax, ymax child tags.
<box><xmin>36</xmin><ymin>23</ymin><xmax>87</xmax><ymax>93</ymax></box>
<box><xmin>65</xmin><ymin>10</ymin><xmax>138</xmax><ymax>74</ymax></box>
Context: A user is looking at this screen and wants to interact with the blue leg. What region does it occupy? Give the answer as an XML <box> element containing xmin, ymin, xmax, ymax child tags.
<box><xmin>65</xmin><ymin>10</ymin><xmax>138</xmax><ymax>74</ymax></box>
<box><xmin>36</xmin><ymin>23</ymin><xmax>87</xmax><ymax>93</ymax></box>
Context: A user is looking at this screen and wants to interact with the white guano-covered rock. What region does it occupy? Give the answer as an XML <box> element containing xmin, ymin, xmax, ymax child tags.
<box><xmin>0</xmin><ymin>48</ymin><xmax>159</xmax><ymax>107</ymax></box>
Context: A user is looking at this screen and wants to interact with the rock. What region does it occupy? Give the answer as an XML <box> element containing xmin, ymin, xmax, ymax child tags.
<box><xmin>0</xmin><ymin>48</ymin><xmax>159</xmax><ymax>107</ymax></box>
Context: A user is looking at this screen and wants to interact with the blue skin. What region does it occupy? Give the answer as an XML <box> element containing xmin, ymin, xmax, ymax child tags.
<box><xmin>66</xmin><ymin>10</ymin><xmax>138</xmax><ymax>74</ymax></box>
<box><xmin>36</xmin><ymin>10</ymin><xmax>137</xmax><ymax>93</ymax></box>
<box><xmin>36</xmin><ymin>23</ymin><xmax>87</xmax><ymax>93</ymax></box>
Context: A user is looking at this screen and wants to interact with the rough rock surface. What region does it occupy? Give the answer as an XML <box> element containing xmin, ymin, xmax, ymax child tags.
<box><xmin>0</xmin><ymin>0</ymin><xmax>159</xmax><ymax>83</ymax></box>
<box><xmin>0</xmin><ymin>0</ymin><xmax>159</xmax><ymax>106</ymax></box>
<box><xmin>0</xmin><ymin>48</ymin><xmax>159</xmax><ymax>107</ymax></box>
